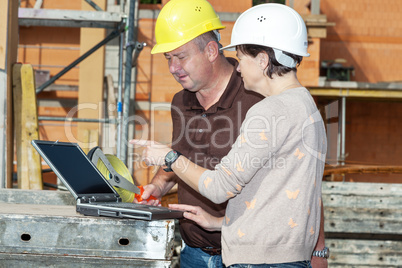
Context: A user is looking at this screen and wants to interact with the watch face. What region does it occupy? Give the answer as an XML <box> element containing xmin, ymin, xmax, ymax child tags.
<box><xmin>165</xmin><ymin>151</ymin><xmax>177</xmax><ymax>162</ymax></box>
<box><xmin>324</xmin><ymin>247</ymin><xmax>330</xmax><ymax>258</ymax></box>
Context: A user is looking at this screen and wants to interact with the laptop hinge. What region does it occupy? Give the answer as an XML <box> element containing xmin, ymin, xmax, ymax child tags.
<box><xmin>78</xmin><ymin>195</ymin><xmax>121</xmax><ymax>204</ymax></box>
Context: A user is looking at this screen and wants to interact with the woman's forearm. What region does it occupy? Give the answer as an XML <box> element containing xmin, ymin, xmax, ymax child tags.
<box><xmin>171</xmin><ymin>155</ymin><xmax>207</xmax><ymax>193</ymax></box>
<box><xmin>129</xmin><ymin>139</ymin><xmax>208</xmax><ymax>193</ymax></box>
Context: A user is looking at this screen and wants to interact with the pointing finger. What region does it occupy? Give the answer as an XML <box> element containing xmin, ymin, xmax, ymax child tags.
<box><xmin>129</xmin><ymin>139</ymin><xmax>151</xmax><ymax>147</ymax></box>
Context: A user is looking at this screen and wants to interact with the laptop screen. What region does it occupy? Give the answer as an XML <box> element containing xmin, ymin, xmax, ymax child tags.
<box><xmin>34</xmin><ymin>141</ymin><xmax>115</xmax><ymax>195</ymax></box>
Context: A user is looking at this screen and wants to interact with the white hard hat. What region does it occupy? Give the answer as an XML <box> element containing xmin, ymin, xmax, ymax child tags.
<box><xmin>222</xmin><ymin>3</ymin><xmax>309</xmax><ymax>68</ymax></box>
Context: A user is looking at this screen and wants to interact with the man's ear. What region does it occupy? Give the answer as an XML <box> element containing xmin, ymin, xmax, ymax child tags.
<box><xmin>258</xmin><ymin>52</ymin><xmax>269</xmax><ymax>70</ymax></box>
<box><xmin>205</xmin><ymin>41</ymin><xmax>219</xmax><ymax>62</ymax></box>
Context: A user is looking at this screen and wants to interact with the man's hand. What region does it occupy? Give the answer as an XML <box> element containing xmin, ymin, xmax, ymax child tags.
<box><xmin>135</xmin><ymin>183</ymin><xmax>162</xmax><ymax>206</ymax></box>
<box><xmin>130</xmin><ymin>139</ymin><xmax>171</xmax><ymax>166</ymax></box>
<box><xmin>169</xmin><ymin>204</ymin><xmax>223</xmax><ymax>232</ymax></box>
<box><xmin>311</xmin><ymin>256</ymin><xmax>328</xmax><ymax>268</ymax></box>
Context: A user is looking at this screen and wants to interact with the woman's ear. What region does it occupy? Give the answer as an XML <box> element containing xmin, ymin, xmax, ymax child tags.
<box><xmin>258</xmin><ymin>52</ymin><xmax>269</xmax><ymax>70</ymax></box>
<box><xmin>205</xmin><ymin>41</ymin><xmax>219</xmax><ymax>62</ymax></box>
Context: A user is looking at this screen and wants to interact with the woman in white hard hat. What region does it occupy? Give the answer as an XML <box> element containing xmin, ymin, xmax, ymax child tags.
<box><xmin>132</xmin><ymin>3</ymin><xmax>327</xmax><ymax>267</ymax></box>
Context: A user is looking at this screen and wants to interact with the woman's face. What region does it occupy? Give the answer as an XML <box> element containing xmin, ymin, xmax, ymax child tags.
<box><xmin>236</xmin><ymin>49</ymin><xmax>267</xmax><ymax>96</ymax></box>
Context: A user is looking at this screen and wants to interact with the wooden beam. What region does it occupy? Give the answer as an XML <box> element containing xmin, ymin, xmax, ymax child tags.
<box><xmin>12</xmin><ymin>64</ymin><xmax>43</xmax><ymax>190</ymax></box>
<box><xmin>301</xmin><ymin>14</ymin><xmax>335</xmax><ymax>39</ymax></box>
<box><xmin>0</xmin><ymin>0</ymin><xmax>19</xmax><ymax>188</ymax></box>
<box><xmin>324</xmin><ymin>165</ymin><xmax>402</xmax><ymax>176</ymax></box>
<box><xmin>322</xmin><ymin>181</ymin><xmax>402</xmax><ymax>267</ymax></box>
<box><xmin>325</xmin><ymin>34</ymin><xmax>402</xmax><ymax>45</ymax></box>
<box><xmin>310</xmin><ymin>88</ymin><xmax>402</xmax><ymax>99</ymax></box>
<box><xmin>77</xmin><ymin>0</ymin><xmax>107</xmax><ymax>152</ymax></box>
<box><xmin>323</xmin><ymin>181</ymin><xmax>402</xmax><ymax>233</ymax></box>
<box><xmin>326</xmin><ymin>239</ymin><xmax>402</xmax><ymax>267</ymax></box>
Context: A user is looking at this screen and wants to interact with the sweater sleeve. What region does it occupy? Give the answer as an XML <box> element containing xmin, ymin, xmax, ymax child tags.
<box><xmin>199</xmin><ymin>99</ymin><xmax>291</xmax><ymax>204</ymax></box>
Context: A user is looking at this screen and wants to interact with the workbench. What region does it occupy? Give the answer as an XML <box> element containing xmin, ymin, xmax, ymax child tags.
<box><xmin>0</xmin><ymin>189</ymin><xmax>176</xmax><ymax>267</ymax></box>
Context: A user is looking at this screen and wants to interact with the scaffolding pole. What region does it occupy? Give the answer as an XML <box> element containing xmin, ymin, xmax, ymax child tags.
<box><xmin>120</xmin><ymin>0</ymin><xmax>139</xmax><ymax>165</ymax></box>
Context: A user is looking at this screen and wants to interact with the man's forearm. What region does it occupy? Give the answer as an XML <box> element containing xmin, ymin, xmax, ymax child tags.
<box><xmin>311</xmin><ymin>199</ymin><xmax>328</xmax><ymax>268</ymax></box>
<box><xmin>151</xmin><ymin>167</ymin><xmax>177</xmax><ymax>196</ymax></box>
<box><xmin>315</xmin><ymin>200</ymin><xmax>326</xmax><ymax>249</ymax></box>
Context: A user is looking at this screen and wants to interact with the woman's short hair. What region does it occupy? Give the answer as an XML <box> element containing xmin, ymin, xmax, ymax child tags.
<box><xmin>238</xmin><ymin>44</ymin><xmax>302</xmax><ymax>78</ymax></box>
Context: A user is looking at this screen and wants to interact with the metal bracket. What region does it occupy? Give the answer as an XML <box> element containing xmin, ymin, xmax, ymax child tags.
<box><xmin>89</xmin><ymin>147</ymin><xmax>140</xmax><ymax>194</ymax></box>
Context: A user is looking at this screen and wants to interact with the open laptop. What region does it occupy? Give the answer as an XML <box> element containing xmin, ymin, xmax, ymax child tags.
<box><xmin>31</xmin><ymin>140</ymin><xmax>183</xmax><ymax>221</ymax></box>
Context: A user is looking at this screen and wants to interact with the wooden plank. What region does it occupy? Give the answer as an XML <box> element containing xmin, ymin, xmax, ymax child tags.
<box><xmin>324</xmin><ymin>206</ymin><xmax>402</xmax><ymax>234</ymax></box>
<box><xmin>81</xmin><ymin>129</ymin><xmax>99</xmax><ymax>154</ymax></box>
<box><xmin>308</xmin><ymin>27</ymin><xmax>327</xmax><ymax>39</ymax></box>
<box><xmin>327</xmin><ymin>239</ymin><xmax>402</xmax><ymax>267</ymax></box>
<box><xmin>0</xmin><ymin>0</ymin><xmax>19</xmax><ymax>189</ymax></box>
<box><xmin>302</xmin><ymin>14</ymin><xmax>328</xmax><ymax>24</ymax></box>
<box><xmin>322</xmin><ymin>182</ymin><xmax>402</xmax><ymax>234</ymax></box>
<box><xmin>77</xmin><ymin>0</ymin><xmax>107</xmax><ymax>152</ymax></box>
<box><xmin>20</xmin><ymin>65</ymin><xmax>42</xmax><ymax>189</ymax></box>
<box><xmin>322</xmin><ymin>182</ymin><xmax>402</xmax><ymax>200</ymax></box>
<box><xmin>322</xmin><ymin>182</ymin><xmax>402</xmax><ymax>208</ymax></box>
<box><xmin>0</xmin><ymin>1</ymin><xmax>8</xmax><ymax>69</ymax></box>
<box><xmin>12</xmin><ymin>64</ymin><xmax>43</xmax><ymax>190</ymax></box>
<box><xmin>324</xmin><ymin>33</ymin><xmax>402</xmax><ymax>45</ymax></box>
<box><xmin>12</xmin><ymin>64</ymin><xmax>28</xmax><ymax>189</ymax></box>
<box><xmin>323</xmin><ymin>193</ymin><xmax>400</xmax><ymax>210</ymax></box>
<box><xmin>309</xmin><ymin>88</ymin><xmax>402</xmax><ymax>99</ymax></box>
<box><xmin>324</xmin><ymin>165</ymin><xmax>402</xmax><ymax>176</ymax></box>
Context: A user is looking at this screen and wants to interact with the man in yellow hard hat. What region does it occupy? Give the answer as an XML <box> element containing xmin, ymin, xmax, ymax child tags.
<box><xmin>139</xmin><ymin>0</ymin><xmax>263</xmax><ymax>267</ymax></box>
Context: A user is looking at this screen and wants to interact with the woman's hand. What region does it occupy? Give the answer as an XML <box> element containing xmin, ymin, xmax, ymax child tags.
<box><xmin>129</xmin><ymin>139</ymin><xmax>171</xmax><ymax>166</ymax></box>
<box><xmin>169</xmin><ymin>204</ymin><xmax>223</xmax><ymax>232</ymax></box>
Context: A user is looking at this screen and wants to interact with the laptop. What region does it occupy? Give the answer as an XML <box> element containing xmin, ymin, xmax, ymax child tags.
<box><xmin>31</xmin><ymin>140</ymin><xmax>183</xmax><ymax>221</ymax></box>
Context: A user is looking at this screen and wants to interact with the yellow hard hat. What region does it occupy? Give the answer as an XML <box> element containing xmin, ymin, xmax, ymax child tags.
<box><xmin>151</xmin><ymin>0</ymin><xmax>225</xmax><ymax>54</ymax></box>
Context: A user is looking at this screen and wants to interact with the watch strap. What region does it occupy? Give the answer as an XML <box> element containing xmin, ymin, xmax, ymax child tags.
<box><xmin>163</xmin><ymin>150</ymin><xmax>182</xmax><ymax>172</ymax></box>
<box><xmin>312</xmin><ymin>247</ymin><xmax>329</xmax><ymax>259</ymax></box>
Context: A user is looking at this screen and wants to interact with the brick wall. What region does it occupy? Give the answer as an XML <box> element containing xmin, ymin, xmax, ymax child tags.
<box><xmin>344</xmin><ymin>100</ymin><xmax>402</xmax><ymax>183</ymax></box>
<box><xmin>320</xmin><ymin>0</ymin><xmax>402</xmax><ymax>83</ymax></box>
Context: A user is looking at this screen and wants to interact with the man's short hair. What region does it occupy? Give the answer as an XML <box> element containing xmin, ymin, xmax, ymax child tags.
<box><xmin>193</xmin><ymin>31</ymin><xmax>224</xmax><ymax>55</ymax></box>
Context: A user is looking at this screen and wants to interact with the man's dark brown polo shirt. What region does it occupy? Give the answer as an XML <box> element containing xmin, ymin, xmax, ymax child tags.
<box><xmin>171</xmin><ymin>58</ymin><xmax>263</xmax><ymax>250</ymax></box>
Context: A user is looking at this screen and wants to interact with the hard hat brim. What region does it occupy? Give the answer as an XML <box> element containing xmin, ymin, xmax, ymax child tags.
<box><xmin>221</xmin><ymin>42</ymin><xmax>310</xmax><ymax>57</ymax></box>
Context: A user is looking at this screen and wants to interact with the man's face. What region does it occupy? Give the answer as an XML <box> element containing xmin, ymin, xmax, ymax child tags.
<box><xmin>164</xmin><ymin>40</ymin><xmax>210</xmax><ymax>92</ymax></box>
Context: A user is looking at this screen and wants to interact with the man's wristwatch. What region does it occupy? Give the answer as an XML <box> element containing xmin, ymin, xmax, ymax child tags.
<box><xmin>163</xmin><ymin>150</ymin><xmax>182</xmax><ymax>172</ymax></box>
<box><xmin>312</xmin><ymin>247</ymin><xmax>330</xmax><ymax>259</ymax></box>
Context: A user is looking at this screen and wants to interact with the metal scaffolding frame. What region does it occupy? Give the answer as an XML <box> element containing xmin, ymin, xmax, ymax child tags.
<box><xmin>18</xmin><ymin>0</ymin><xmax>140</xmax><ymax>164</ymax></box>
